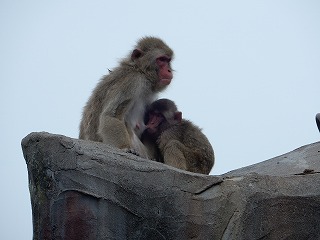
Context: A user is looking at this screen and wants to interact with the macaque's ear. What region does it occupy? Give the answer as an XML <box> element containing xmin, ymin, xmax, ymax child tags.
<box><xmin>131</xmin><ymin>49</ymin><xmax>143</xmax><ymax>60</ymax></box>
<box><xmin>174</xmin><ymin>111</ymin><xmax>182</xmax><ymax>123</ymax></box>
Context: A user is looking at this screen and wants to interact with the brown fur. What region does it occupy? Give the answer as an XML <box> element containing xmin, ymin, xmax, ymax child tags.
<box><xmin>141</xmin><ymin>99</ymin><xmax>214</xmax><ymax>174</ymax></box>
<box><xmin>79</xmin><ymin>37</ymin><xmax>174</xmax><ymax>158</ymax></box>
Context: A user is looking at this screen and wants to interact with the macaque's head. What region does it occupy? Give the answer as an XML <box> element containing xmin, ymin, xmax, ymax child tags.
<box><xmin>145</xmin><ymin>99</ymin><xmax>182</xmax><ymax>135</ymax></box>
<box><xmin>130</xmin><ymin>37</ymin><xmax>174</xmax><ymax>92</ymax></box>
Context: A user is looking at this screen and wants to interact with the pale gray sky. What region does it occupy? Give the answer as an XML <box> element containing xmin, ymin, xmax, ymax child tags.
<box><xmin>1</xmin><ymin>1</ymin><xmax>319</xmax><ymax>238</ymax></box>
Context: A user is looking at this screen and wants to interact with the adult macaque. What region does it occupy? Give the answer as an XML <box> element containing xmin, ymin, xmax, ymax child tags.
<box><xmin>79</xmin><ymin>37</ymin><xmax>174</xmax><ymax>158</ymax></box>
<box><xmin>141</xmin><ymin>99</ymin><xmax>214</xmax><ymax>174</ymax></box>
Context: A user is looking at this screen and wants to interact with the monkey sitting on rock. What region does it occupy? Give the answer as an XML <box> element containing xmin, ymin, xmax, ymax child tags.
<box><xmin>141</xmin><ymin>99</ymin><xmax>214</xmax><ymax>174</ymax></box>
<box><xmin>79</xmin><ymin>37</ymin><xmax>174</xmax><ymax>158</ymax></box>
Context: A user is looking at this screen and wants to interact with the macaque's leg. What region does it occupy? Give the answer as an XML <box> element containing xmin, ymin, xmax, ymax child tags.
<box><xmin>162</xmin><ymin>140</ymin><xmax>187</xmax><ymax>170</ymax></box>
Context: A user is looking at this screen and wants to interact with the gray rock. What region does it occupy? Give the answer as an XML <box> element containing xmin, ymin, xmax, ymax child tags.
<box><xmin>22</xmin><ymin>132</ymin><xmax>320</xmax><ymax>240</ymax></box>
<box><xmin>224</xmin><ymin>141</ymin><xmax>320</xmax><ymax>177</ymax></box>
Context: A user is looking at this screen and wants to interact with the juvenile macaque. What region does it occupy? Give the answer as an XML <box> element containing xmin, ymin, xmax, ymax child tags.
<box><xmin>141</xmin><ymin>99</ymin><xmax>214</xmax><ymax>174</ymax></box>
<box><xmin>79</xmin><ymin>37</ymin><xmax>174</xmax><ymax>158</ymax></box>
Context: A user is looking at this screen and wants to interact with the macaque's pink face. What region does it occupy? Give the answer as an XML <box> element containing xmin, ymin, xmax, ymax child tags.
<box><xmin>156</xmin><ymin>56</ymin><xmax>173</xmax><ymax>86</ymax></box>
<box><xmin>146</xmin><ymin>112</ymin><xmax>164</xmax><ymax>134</ymax></box>
<box><xmin>131</xmin><ymin>49</ymin><xmax>173</xmax><ymax>87</ymax></box>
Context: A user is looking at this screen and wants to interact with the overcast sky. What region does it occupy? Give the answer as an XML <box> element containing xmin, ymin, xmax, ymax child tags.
<box><xmin>1</xmin><ymin>1</ymin><xmax>319</xmax><ymax>238</ymax></box>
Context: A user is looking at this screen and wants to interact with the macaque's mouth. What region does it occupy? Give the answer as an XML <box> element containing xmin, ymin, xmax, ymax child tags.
<box><xmin>160</xmin><ymin>78</ymin><xmax>172</xmax><ymax>85</ymax></box>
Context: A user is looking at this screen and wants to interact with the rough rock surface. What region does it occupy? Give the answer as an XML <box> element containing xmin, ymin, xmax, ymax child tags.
<box><xmin>22</xmin><ymin>132</ymin><xmax>320</xmax><ymax>240</ymax></box>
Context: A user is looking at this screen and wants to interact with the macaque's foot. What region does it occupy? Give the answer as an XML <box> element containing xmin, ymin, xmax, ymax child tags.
<box><xmin>124</xmin><ymin>148</ymin><xmax>141</xmax><ymax>157</ymax></box>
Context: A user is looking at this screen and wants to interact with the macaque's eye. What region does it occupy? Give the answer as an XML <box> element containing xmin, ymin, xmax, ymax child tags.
<box><xmin>158</xmin><ymin>56</ymin><xmax>171</xmax><ymax>63</ymax></box>
<box><xmin>156</xmin><ymin>113</ymin><xmax>161</xmax><ymax>117</ymax></box>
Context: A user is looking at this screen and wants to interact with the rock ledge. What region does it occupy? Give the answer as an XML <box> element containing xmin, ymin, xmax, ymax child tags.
<box><xmin>22</xmin><ymin>132</ymin><xmax>320</xmax><ymax>240</ymax></box>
